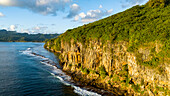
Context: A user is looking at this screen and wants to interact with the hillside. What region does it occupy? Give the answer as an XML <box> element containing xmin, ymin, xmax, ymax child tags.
<box><xmin>45</xmin><ymin>0</ymin><xmax>169</xmax><ymax>53</ymax></box>
<box><xmin>0</xmin><ymin>29</ymin><xmax>59</xmax><ymax>42</ymax></box>
<box><xmin>45</xmin><ymin>0</ymin><xmax>170</xmax><ymax>95</ymax></box>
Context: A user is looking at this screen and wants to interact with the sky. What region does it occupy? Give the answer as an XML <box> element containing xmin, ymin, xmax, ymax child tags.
<box><xmin>0</xmin><ymin>0</ymin><xmax>148</xmax><ymax>34</ymax></box>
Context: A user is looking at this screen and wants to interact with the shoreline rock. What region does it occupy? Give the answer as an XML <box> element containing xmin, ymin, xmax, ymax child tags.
<box><xmin>45</xmin><ymin>40</ymin><xmax>170</xmax><ymax>96</ymax></box>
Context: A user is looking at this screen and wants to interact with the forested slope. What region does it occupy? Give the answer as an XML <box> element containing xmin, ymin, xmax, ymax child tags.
<box><xmin>45</xmin><ymin>0</ymin><xmax>170</xmax><ymax>95</ymax></box>
<box><xmin>0</xmin><ymin>29</ymin><xmax>59</xmax><ymax>42</ymax></box>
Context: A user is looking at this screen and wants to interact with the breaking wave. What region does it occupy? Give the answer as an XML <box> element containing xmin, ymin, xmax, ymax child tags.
<box><xmin>19</xmin><ymin>47</ymin><xmax>101</xmax><ymax>96</ymax></box>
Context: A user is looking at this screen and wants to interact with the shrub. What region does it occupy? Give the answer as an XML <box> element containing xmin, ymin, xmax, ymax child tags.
<box><xmin>81</xmin><ymin>67</ymin><xmax>89</xmax><ymax>74</ymax></box>
<box><xmin>99</xmin><ymin>66</ymin><xmax>107</xmax><ymax>78</ymax></box>
<box><xmin>132</xmin><ymin>84</ymin><xmax>141</xmax><ymax>92</ymax></box>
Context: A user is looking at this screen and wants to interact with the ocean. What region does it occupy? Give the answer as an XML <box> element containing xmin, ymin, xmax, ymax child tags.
<box><xmin>0</xmin><ymin>42</ymin><xmax>101</xmax><ymax>96</ymax></box>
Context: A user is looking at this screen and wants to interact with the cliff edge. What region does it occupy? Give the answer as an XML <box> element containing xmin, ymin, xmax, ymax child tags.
<box><xmin>45</xmin><ymin>0</ymin><xmax>170</xmax><ymax>95</ymax></box>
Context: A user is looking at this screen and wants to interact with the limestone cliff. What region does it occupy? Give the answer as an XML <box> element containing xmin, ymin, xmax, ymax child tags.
<box><xmin>45</xmin><ymin>40</ymin><xmax>170</xmax><ymax>95</ymax></box>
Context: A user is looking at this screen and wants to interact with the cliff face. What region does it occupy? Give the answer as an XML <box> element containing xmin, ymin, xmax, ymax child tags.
<box><xmin>44</xmin><ymin>1</ymin><xmax>170</xmax><ymax>95</ymax></box>
<box><xmin>46</xmin><ymin>40</ymin><xmax>170</xmax><ymax>95</ymax></box>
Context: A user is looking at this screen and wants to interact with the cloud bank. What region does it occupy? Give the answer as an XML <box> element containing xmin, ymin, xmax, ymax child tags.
<box><xmin>20</xmin><ymin>26</ymin><xmax>49</xmax><ymax>34</ymax></box>
<box><xmin>1</xmin><ymin>24</ymin><xmax>51</xmax><ymax>34</ymax></box>
<box><xmin>0</xmin><ymin>0</ymin><xmax>71</xmax><ymax>15</ymax></box>
<box><xmin>74</xmin><ymin>8</ymin><xmax>113</xmax><ymax>22</ymax></box>
<box><xmin>2</xmin><ymin>25</ymin><xmax>18</xmax><ymax>31</ymax></box>
<box><xmin>0</xmin><ymin>0</ymin><xmax>113</xmax><ymax>23</ymax></box>
<box><xmin>121</xmin><ymin>0</ymin><xmax>148</xmax><ymax>8</ymax></box>
<box><xmin>66</xmin><ymin>3</ymin><xmax>81</xmax><ymax>18</ymax></box>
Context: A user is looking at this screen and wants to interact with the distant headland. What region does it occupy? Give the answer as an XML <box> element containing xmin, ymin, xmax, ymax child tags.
<box><xmin>0</xmin><ymin>29</ymin><xmax>59</xmax><ymax>42</ymax></box>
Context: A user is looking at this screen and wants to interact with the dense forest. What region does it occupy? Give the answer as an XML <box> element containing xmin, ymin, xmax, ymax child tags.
<box><xmin>0</xmin><ymin>29</ymin><xmax>59</xmax><ymax>42</ymax></box>
<box><xmin>45</xmin><ymin>0</ymin><xmax>170</xmax><ymax>67</ymax></box>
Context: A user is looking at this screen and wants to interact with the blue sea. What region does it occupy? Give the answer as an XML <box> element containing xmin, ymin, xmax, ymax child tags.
<box><xmin>0</xmin><ymin>42</ymin><xmax>101</xmax><ymax>96</ymax></box>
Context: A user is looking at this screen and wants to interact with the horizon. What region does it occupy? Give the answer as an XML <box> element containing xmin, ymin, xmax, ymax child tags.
<box><xmin>0</xmin><ymin>0</ymin><xmax>148</xmax><ymax>34</ymax></box>
<box><xmin>0</xmin><ymin>28</ymin><xmax>59</xmax><ymax>34</ymax></box>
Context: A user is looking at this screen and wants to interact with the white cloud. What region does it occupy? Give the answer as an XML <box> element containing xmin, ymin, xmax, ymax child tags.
<box><xmin>21</xmin><ymin>29</ymin><xmax>30</xmax><ymax>34</ymax></box>
<box><xmin>74</xmin><ymin>15</ymin><xmax>79</xmax><ymax>21</ymax></box>
<box><xmin>0</xmin><ymin>12</ymin><xmax>5</xmax><ymax>17</ymax></box>
<box><xmin>121</xmin><ymin>0</ymin><xmax>148</xmax><ymax>8</ymax></box>
<box><xmin>74</xmin><ymin>8</ymin><xmax>113</xmax><ymax>23</ymax></box>
<box><xmin>99</xmin><ymin>5</ymin><xmax>103</xmax><ymax>8</ymax></box>
<box><xmin>33</xmin><ymin>26</ymin><xmax>48</xmax><ymax>30</ymax></box>
<box><xmin>66</xmin><ymin>3</ymin><xmax>80</xmax><ymax>18</ymax></box>
<box><xmin>81</xmin><ymin>18</ymin><xmax>96</xmax><ymax>23</ymax></box>
<box><xmin>107</xmin><ymin>9</ymin><xmax>113</xmax><ymax>13</ymax></box>
<box><xmin>20</xmin><ymin>26</ymin><xmax>49</xmax><ymax>34</ymax></box>
<box><xmin>0</xmin><ymin>0</ymin><xmax>72</xmax><ymax>16</ymax></box>
<box><xmin>79</xmin><ymin>12</ymin><xmax>86</xmax><ymax>18</ymax></box>
<box><xmin>1</xmin><ymin>27</ymin><xmax>8</xmax><ymax>30</ymax></box>
<box><xmin>10</xmin><ymin>25</ymin><xmax>17</xmax><ymax>31</ymax></box>
<box><xmin>34</xmin><ymin>26</ymin><xmax>41</xmax><ymax>30</ymax></box>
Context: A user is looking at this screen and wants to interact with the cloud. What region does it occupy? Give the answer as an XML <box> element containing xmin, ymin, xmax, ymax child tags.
<box><xmin>66</xmin><ymin>3</ymin><xmax>81</xmax><ymax>18</ymax></box>
<box><xmin>0</xmin><ymin>12</ymin><xmax>5</xmax><ymax>17</ymax></box>
<box><xmin>121</xmin><ymin>0</ymin><xmax>148</xmax><ymax>8</ymax></box>
<box><xmin>33</xmin><ymin>26</ymin><xmax>47</xmax><ymax>30</ymax></box>
<box><xmin>99</xmin><ymin>5</ymin><xmax>103</xmax><ymax>8</ymax></box>
<box><xmin>20</xmin><ymin>29</ymin><xmax>30</xmax><ymax>34</ymax></box>
<box><xmin>10</xmin><ymin>25</ymin><xmax>17</xmax><ymax>31</ymax></box>
<box><xmin>0</xmin><ymin>0</ymin><xmax>72</xmax><ymax>16</ymax></box>
<box><xmin>74</xmin><ymin>8</ymin><xmax>113</xmax><ymax>23</ymax></box>
<box><xmin>2</xmin><ymin>25</ymin><xmax>18</xmax><ymax>31</ymax></box>
<box><xmin>20</xmin><ymin>26</ymin><xmax>49</xmax><ymax>34</ymax></box>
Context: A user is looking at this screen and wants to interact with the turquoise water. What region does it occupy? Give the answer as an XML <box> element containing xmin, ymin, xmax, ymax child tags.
<box><xmin>0</xmin><ymin>42</ymin><xmax>79</xmax><ymax>96</ymax></box>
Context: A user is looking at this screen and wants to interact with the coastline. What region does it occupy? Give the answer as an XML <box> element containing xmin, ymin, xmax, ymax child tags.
<box><xmin>24</xmin><ymin>47</ymin><xmax>106</xmax><ymax>96</ymax></box>
<box><xmin>63</xmin><ymin>70</ymin><xmax>122</xmax><ymax>96</ymax></box>
<box><xmin>47</xmin><ymin>49</ymin><xmax>122</xmax><ymax>96</ymax></box>
<box><xmin>44</xmin><ymin>39</ymin><xmax>170</xmax><ymax>96</ymax></box>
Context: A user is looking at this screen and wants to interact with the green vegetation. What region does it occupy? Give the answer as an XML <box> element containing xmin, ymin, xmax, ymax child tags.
<box><xmin>142</xmin><ymin>57</ymin><xmax>160</xmax><ymax>67</ymax></box>
<box><xmin>44</xmin><ymin>1</ymin><xmax>170</xmax><ymax>95</ymax></box>
<box><xmin>81</xmin><ymin>67</ymin><xmax>89</xmax><ymax>74</ymax></box>
<box><xmin>0</xmin><ymin>29</ymin><xmax>59</xmax><ymax>42</ymax></box>
<box><xmin>147</xmin><ymin>0</ymin><xmax>170</xmax><ymax>7</ymax></box>
<box><xmin>89</xmin><ymin>69</ymin><xmax>96</xmax><ymax>74</ymax></box>
<box><xmin>45</xmin><ymin>0</ymin><xmax>170</xmax><ymax>68</ymax></box>
<box><xmin>99</xmin><ymin>66</ymin><xmax>107</xmax><ymax>78</ymax></box>
<box><xmin>132</xmin><ymin>84</ymin><xmax>141</xmax><ymax>92</ymax></box>
<box><xmin>69</xmin><ymin>64</ymin><xmax>72</xmax><ymax>67</ymax></box>
<box><xmin>155</xmin><ymin>86</ymin><xmax>170</xmax><ymax>95</ymax></box>
<box><xmin>112</xmin><ymin>74</ymin><xmax>120</xmax><ymax>81</ymax></box>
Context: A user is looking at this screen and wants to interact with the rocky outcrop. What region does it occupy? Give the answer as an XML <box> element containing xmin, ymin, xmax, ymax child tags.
<box><xmin>46</xmin><ymin>40</ymin><xmax>170</xmax><ymax>95</ymax></box>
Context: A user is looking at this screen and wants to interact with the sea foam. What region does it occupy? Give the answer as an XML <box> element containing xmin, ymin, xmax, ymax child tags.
<box><xmin>20</xmin><ymin>47</ymin><xmax>101</xmax><ymax>96</ymax></box>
